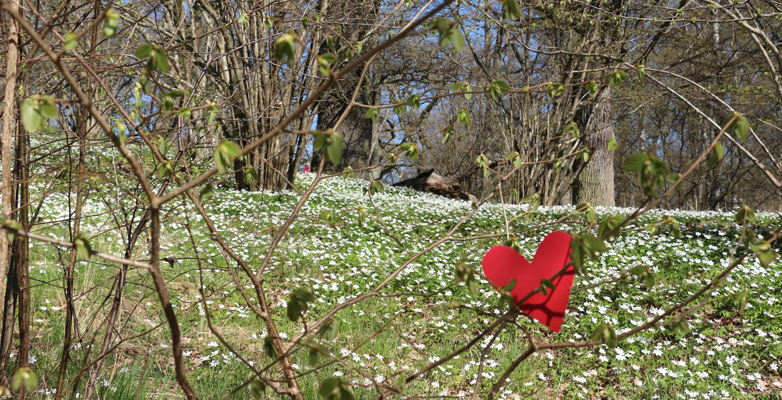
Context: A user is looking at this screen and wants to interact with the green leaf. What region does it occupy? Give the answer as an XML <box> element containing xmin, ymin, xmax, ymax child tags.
<box><xmin>135</xmin><ymin>43</ymin><xmax>153</xmax><ymax>59</ymax></box>
<box><xmin>74</xmin><ymin>234</ymin><xmax>92</xmax><ymax>260</ymax></box>
<box><xmin>431</xmin><ymin>19</ymin><xmax>464</xmax><ymax>51</ymax></box>
<box><xmin>564</xmin><ymin>122</ymin><xmax>579</xmax><ymax>138</ymax></box>
<box><xmin>735</xmin><ymin>204</ymin><xmax>755</xmax><ymax>224</ymax></box>
<box><xmin>214</xmin><ymin>140</ymin><xmax>241</xmax><ymax>173</ymax></box>
<box><xmin>406</xmin><ymin>95</ymin><xmax>421</xmax><ymax>110</ymax></box>
<box><xmin>442</xmin><ymin>127</ymin><xmax>453</xmax><ymax>144</ymax></box>
<box><xmin>343</xmin><ymin>166</ymin><xmax>355</xmax><ymax>179</ymax></box>
<box><xmin>449</xmin><ymin>28</ymin><xmax>464</xmax><ymax>52</ymax></box>
<box><xmin>546</xmin><ymin>82</ymin><xmax>564</xmax><ymax>97</ymax></box>
<box><xmin>199</xmin><ymin>183</ymin><xmax>214</xmax><ymax>203</ymax></box>
<box><xmin>609</xmin><ymin>70</ymin><xmax>627</xmax><ymax>86</ymax></box>
<box><xmin>11</xmin><ymin>367</ymin><xmax>37</xmax><ymax>393</ymax></box>
<box><xmin>287</xmin><ymin>299</ymin><xmax>303</xmax><ymax>321</ymax></box>
<box><xmin>401</xmin><ymin>143</ymin><xmax>418</xmax><ymax>161</ymax></box>
<box><xmin>274</xmin><ymin>30</ymin><xmax>299</xmax><ymax>64</ymax></box>
<box><xmin>707</xmin><ymin>143</ymin><xmax>724</xmax><ymax>168</ymax></box>
<box><xmin>263</xmin><ymin>336</ymin><xmax>276</xmax><ymax>358</ymax></box>
<box><xmin>457</xmin><ymin>109</ymin><xmax>470</xmax><ymax>125</ymax></box>
<box><xmin>153</xmin><ymin>48</ymin><xmax>170</xmax><ymax>73</ymax></box>
<box><xmin>503</xmin><ymin>0</ymin><xmax>521</xmax><ymax>20</ymax></box>
<box><xmin>249</xmin><ymin>379</ymin><xmax>266</xmax><ymax>399</ymax></box>
<box><xmin>539</xmin><ymin>279</ymin><xmax>555</xmax><ymax>296</ymax></box>
<box><xmin>319</xmin><ymin>210</ymin><xmax>333</xmax><ymax>223</ymax></box>
<box><xmin>587</xmin><ymin>81</ymin><xmax>597</xmax><ymax>96</ymax></box>
<box><xmin>157</xmin><ymin>160</ymin><xmax>174</xmax><ymax>179</ymax></box>
<box><xmin>317</xmin><ymin>53</ymin><xmax>338</xmax><ymax>76</ymax></box>
<box><xmin>103</xmin><ymin>8</ymin><xmax>119</xmax><ymax>38</ymax></box>
<box><xmin>369</xmin><ymin>180</ymin><xmax>384</xmax><ymax>195</ymax></box>
<box><xmin>116</xmin><ymin>122</ymin><xmax>127</xmax><ymax>144</ymax></box>
<box><xmin>734</xmin><ymin>291</ymin><xmax>749</xmax><ymax>314</ymax></box>
<box><xmin>21</xmin><ymin>97</ymin><xmax>43</xmax><ymax>134</ymax></box>
<box><xmin>365</xmin><ymin>108</ymin><xmax>378</xmax><ymax>120</ymax></box>
<box><xmin>64</xmin><ymin>32</ymin><xmax>78</xmax><ymax>51</ymax></box>
<box><xmin>237</xmin><ymin>13</ymin><xmax>249</xmax><ymax>27</ymax></box>
<box><xmin>319</xmin><ymin>377</ymin><xmax>355</xmax><ymax>400</ymax></box>
<box><xmin>309</xmin><ymin>344</ymin><xmax>323</xmax><ymax>366</ymax></box>
<box><xmin>607</xmin><ymin>137</ymin><xmax>618</xmax><ymax>151</ymax></box>
<box><xmin>38</xmin><ymin>97</ymin><xmax>58</xmax><ymax>119</ymax></box>
<box><xmin>202</xmin><ymin>103</ymin><xmax>216</xmax><ymax>125</ymax></box>
<box><xmin>637</xmin><ymin>61</ymin><xmax>645</xmax><ymax>82</ymax></box>
<box><xmin>623</xmin><ymin>153</ymin><xmax>649</xmax><ymax>172</ymax></box>
<box><xmin>751</xmin><ymin>240</ymin><xmax>778</xmax><ymax>267</ymax></box>
<box><xmin>176</xmin><ymin>107</ymin><xmax>191</xmax><ymax>119</ymax></box>
<box><xmin>591</xmin><ymin>323</ymin><xmax>607</xmax><ymax>342</ymax></box>
<box><xmin>244</xmin><ymin>166</ymin><xmax>258</xmax><ymax>185</ymax></box>
<box><xmin>166</xmin><ymin>89</ymin><xmax>185</xmax><ymax>98</ymax></box>
<box><xmin>2</xmin><ymin>218</ymin><xmax>20</xmax><ymax>243</ymax></box>
<box><xmin>452</xmin><ymin>81</ymin><xmax>473</xmax><ymax>99</ymax></box>
<box><xmin>723</xmin><ymin>113</ymin><xmax>750</xmax><ymax>142</ymax></box>
<box><xmin>319</xmin><ymin>318</ymin><xmax>341</xmax><ymax>341</ymax></box>
<box><xmin>357</xmin><ymin>206</ymin><xmax>367</xmax><ymax>226</ymax></box>
<box><xmin>326</xmin><ymin>131</ymin><xmax>343</xmax><ymax>164</ymax></box>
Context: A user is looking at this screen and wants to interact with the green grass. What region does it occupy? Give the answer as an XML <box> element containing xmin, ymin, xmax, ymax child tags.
<box><xmin>21</xmin><ymin>174</ymin><xmax>782</xmax><ymax>399</ymax></box>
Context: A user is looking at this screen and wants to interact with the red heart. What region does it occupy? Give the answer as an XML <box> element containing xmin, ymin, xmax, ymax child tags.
<box><xmin>481</xmin><ymin>231</ymin><xmax>574</xmax><ymax>333</ymax></box>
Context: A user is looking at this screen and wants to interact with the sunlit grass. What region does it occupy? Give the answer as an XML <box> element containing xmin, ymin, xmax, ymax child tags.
<box><xmin>24</xmin><ymin>174</ymin><xmax>782</xmax><ymax>399</ymax></box>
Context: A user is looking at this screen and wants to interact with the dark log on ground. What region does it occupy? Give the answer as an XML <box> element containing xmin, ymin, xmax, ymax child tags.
<box><xmin>393</xmin><ymin>170</ymin><xmax>478</xmax><ymax>203</ymax></box>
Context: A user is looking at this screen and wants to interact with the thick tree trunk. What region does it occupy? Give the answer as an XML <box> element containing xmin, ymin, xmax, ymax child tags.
<box><xmin>575</xmin><ymin>87</ymin><xmax>615</xmax><ymax>206</ymax></box>
<box><xmin>317</xmin><ymin>79</ymin><xmax>380</xmax><ymax>174</ymax></box>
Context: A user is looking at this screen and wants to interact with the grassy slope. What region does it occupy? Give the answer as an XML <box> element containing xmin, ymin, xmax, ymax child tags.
<box><xmin>29</xmin><ymin>175</ymin><xmax>782</xmax><ymax>399</ymax></box>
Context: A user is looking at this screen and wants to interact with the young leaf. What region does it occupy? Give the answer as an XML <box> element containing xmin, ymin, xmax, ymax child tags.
<box><xmin>11</xmin><ymin>367</ymin><xmax>37</xmax><ymax>393</ymax></box>
<box><xmin>64</xmin><ymin>32</ymin><xmax>78</xmax><ymax>51</ymax></box>
<box><xmin>21</xmin><ymin>97</ymin><xmax>44</xmax><ymax>134</ymax></box>
<box><xmin>723</xmin><ymin>113</ymin><xmax>750</xmax><ymax>142</ymax></box>
<box><xmin>274</xmin><ymin>30</ymin><xmax>299</xmax><ymax>64</ymax></box>
<box><xmin>609</xmin><ymin>70</ymin><xmax>627</xmax><ymax>86</ymax></box>
<box><xmin>442</xmin><ymin>127</ymin><xmax>453</xmax><ymax>144</ymax></box>
<box><xmin>365</xmin><ymin>107</ymin><xmax>378</xmax><ymax>120</ymax></box>
<box><xmin>453</xmin><ymin>81</ymin><xmax>473</xmax><ymax>99</ymax></box>
<box><xmin>587</xmin><ymin>81</ymin><xmax>598</xmax><ymax>96</ymax></box>
<box><xmin>199</xmin><ymin>183</ymin><xmax>214</xmax><ymax>203</ymax></box>
<box><xmin>176</xmin><ymin>107</ymin><xmax>191</xmax><ymax>119</ymax></box>
<box><xmin>135</xmin><ymin>43</ymin><xmax>153</xmax><ymax>59</ymax></box>
<box><xmin>103</xmin><ymin>8</ymin><xmax>120</xmax><ymax>38</ymax></box>
<box><xmin>317</xmin><ymin>53</ymin><xmax>338</xmax><ymax>76</ymax></box>
<box><xmin>406</xmin><ymin>95</ymin><xmax>421</xmax><ymax>110</ymax></box>
<box><xmin>503</xmin><ymin>0</ymin><xmax>522</xmax><ymax>20</ymax></box>
<box><xmin>214</xmin><ymin>140</ymin><xmax>241</xmax><ymax>173</ymax></box>
<box><xmin>326</xmin><ymin>131</ymin><xmax>343</xmax><ymax>164</ymax></box>
<box><xmin>153</xmin><ymin>48</ymin><xmax>170</xmax><ymax>73</ymax></box>
<box><xmin>607</xmin><ymin>137</ymin><xmax>618</xmax><ymax>151</ymax></box>
<box><xmin>623</xmin><ymin>153</ymin><xmax>649</xmax><ymax>172</ymax></box>
<box><xmin>546</xmin><ymin>82</ymin><xmax>564</xmax><ymax>96</ymax></box>
<box><xmin>74</xmin><ymin>234</ymin><xmax>92</xmax><ymax>260</ymax></box>
<box><xmin>249</xmin><ymin>379</ymin><xmax>266</xmax><ymax>399</ymax></box>
<box><xmin>319</xmin><ymin>318</ymin><xmax>341</xmax><ymax>341</ymax></box>
<box><xmin>457</xmin><ymin>109</ymin><xmax>470</xmax><ymax>125</ymax></box>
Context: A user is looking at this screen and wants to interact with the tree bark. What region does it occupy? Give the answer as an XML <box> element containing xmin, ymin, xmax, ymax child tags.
<box><xmin>0</xmin><ymin>0</ymin><xmax>19</xmax><ymax>337</ymax></box>
<box><xmin>575</xmin><ymin>87</ymin><xmax>615</xmax><ymax>206</ymax></box>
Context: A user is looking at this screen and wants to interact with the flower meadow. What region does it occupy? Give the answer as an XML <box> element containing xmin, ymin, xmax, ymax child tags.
<box><xmin>27</xmin><ymin>174</ymin><xmax>782</xmax><ymax>399</ymax></box>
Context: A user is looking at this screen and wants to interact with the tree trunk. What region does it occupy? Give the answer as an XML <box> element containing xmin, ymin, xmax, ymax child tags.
<box><xmin>575</xmin><ymin>87</ymin><xmax>615</xmax><ymax>206</ymax></box>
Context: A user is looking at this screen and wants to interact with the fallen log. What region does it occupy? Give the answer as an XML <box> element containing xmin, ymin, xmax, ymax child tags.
<box><xmin>393</xmin><ymin>170</ymin><xmax>477</xmax><ymax>203</ymax></box>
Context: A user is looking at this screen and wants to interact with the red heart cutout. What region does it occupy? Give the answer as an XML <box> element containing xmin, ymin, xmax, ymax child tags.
<box><xmin>481</xmin><ymin>231</ymin><xmax>574</xmax><ymax>333</ymax></box>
